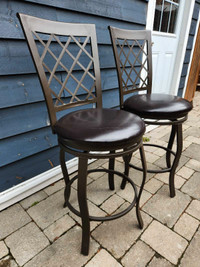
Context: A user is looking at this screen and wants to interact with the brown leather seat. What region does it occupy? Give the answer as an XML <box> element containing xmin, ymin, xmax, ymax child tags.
<box><xmin>54</xmin><ymin>108</ymin><xmax>145</xmax><ymax>150</ymax></box>
<box><xmin>123</xmin><ymin>94</ymin><xmax>193</xmax><ymax>120</ymax></box>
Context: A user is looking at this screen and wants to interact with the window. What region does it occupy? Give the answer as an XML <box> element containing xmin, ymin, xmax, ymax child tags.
<box><xmin>153</xmin><ymin>0</ymin><xmax>180</xmax><ymax>33</ymax></box>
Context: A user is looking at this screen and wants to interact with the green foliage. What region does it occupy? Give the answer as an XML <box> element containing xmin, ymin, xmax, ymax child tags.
<box><xmin>143</xmin><ymin>136</ymin><xmax>150</xmax><ymax>142</ymax></box>
<box><xmin>31</xmin><ymin>201</ymin><xmax>39</xmax><ymax>207</ymax></box>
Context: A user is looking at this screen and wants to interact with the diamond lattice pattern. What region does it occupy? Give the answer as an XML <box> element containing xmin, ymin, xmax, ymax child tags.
<box><xmin>116</xmin><ymin>39</ymin><xmax>149</xmax><ymax>92</ymax></box>
<box><xmin>33</xmin><ymin>32</ymin><xmax>97</xmax><ymax>108</ymax></box>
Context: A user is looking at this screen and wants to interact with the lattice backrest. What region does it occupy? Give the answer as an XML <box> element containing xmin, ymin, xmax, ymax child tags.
<box><xmin>109</xmin><ymin>26</ymin><xmax>152</xmax><ymax>107</ymax></box>
<box><xmin>18</xmin><ymin>13</ymin><xmax>102</xmax><ymax>127</ymax></box>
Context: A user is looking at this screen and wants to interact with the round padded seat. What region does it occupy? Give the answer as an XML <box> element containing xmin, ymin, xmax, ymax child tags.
<box><xmin>54</xmin><ymin>108</ymin><xmax>145</xmax><ymax>150</ymax></box>
<box><xmin>123</xmin><ymin>93</ymin><xmax>193</xmax><ymax>120</ymax></box>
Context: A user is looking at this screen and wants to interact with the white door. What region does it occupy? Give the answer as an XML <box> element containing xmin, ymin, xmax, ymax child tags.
<box><xmin>146</xmin><ymin>0</ymin><xmax>194</xmax><ymax>95</ymax></box>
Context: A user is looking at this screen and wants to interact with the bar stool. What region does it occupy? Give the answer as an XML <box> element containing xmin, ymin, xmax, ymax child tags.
<box><xmin>18</xmin><ymin>14</ymin><xmax>147</xmax><ymax>255</ymax></box>
<box><xmin>109</xmin><ymin>26</ymin><xmax>193</xmax><ymax>197</ymax></box>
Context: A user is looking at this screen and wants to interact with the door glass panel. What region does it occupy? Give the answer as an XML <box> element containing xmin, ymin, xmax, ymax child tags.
<box><xmin>169</xmin><ymin>3</ymin><xmax>179</xmax><ymax>33</ymax></box>
<box><xmin>153</xmin><ymin>0</ymin><xmax>180</xmax><ymax>33</ymax></box>
<box><xmin>161</xmin><ymin>1</ymin><xmax>171</xmax><ymax>32</ymax></box>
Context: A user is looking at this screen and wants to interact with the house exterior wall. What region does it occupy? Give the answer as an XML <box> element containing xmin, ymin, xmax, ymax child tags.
<box><xmin>178</xmin><ymin>0</ymin><xmax>200</xmax><ymax>97</ymax></box>
<box><xmin>0</xmin><ymin>0</ymin><xmax>148</xmax><ymax>192</ymax></box>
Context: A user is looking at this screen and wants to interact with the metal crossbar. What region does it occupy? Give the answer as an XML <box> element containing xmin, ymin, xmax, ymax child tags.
<box><xmin>116</xmin><ymin>38</ymin><xmax>149</xmax><ymax>93</ymax></box>
<box><xmin>33</xmin><ymin>31</ymin><xmax>96</xmax><ymax>108</ymax></box>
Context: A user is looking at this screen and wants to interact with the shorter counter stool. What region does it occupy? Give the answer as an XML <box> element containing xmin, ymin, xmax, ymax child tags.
<box><xmin>109</xmin><ymin>26</ymin><xmax>193</xmax><ymax>197</ymax></box>
<box><xmin>18</xmin><ymin>13</ymin><xmax>147</xmax><ymax>255</ymax></box>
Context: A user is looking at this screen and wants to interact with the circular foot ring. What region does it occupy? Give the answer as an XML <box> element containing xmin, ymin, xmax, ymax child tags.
<box><xmin>131</xmin><ymin>143</ymin><xmax>175</xmax><ymax>173</ymax></box>
<box><xmin>65</xmin><ymin>168</ymin><xmax>138</xmax><ymax>222</ymax></box>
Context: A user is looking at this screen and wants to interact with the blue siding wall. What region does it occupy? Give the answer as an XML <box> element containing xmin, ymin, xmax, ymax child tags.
<box><xmin>178</xmin><ymin>0</ymin><xmax>200</xmax><ymax>96</ymax></box>
<box><xmin>0</xmin><ymin>0</ymin><xmax>148</xmax><ymax>192</ymax></box>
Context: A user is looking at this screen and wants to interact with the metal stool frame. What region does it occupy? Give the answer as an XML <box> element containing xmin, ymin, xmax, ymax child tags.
<box><xmin>109</xmin><ymin>26</ymin><xmax>190</xmax><ymax>198</ymax></box>
<box><xmin>18</xmin><ymin>13</ymin><xmax>147</xmax><ymax>255</ymax></box>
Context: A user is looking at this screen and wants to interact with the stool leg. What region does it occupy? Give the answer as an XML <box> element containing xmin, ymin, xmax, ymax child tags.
<box><xmin>136</xmin><ymin>145</ymin><xmax>147</xmax><ymax>229</ymax></box>
<box><xmin>121</xmin><ymin>153</ymin><xmax>132</xmax><ymax>189</ymax></box>
<box><xmin>108</xmin><ymin>151</ymin><xmax>115</xmax><ymax>190</ymax></box>
<box><xmin>169</xmin><ymin>124</ymin><xmax>183</xmax><ymax>198</ymax></box>
<box><xmin>60</xmin><ymin>148</ymin><xmax>70</xmax><ymax>208</ymax></box>
<box><xmin>166</xmin><ymin>125</ymin><xmax>176</xmax><ymax>168</ymax></box>
<box><xmin>77</xmin><ymin>157</ymin><xmax>90</xmax><ymax>255</ymax></box>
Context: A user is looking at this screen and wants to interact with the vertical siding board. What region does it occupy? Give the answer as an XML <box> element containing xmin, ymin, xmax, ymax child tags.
<box><xmin>0</xmin><ymin>0</ymin><xmax>148</xmax><ymax>192</ymax></box>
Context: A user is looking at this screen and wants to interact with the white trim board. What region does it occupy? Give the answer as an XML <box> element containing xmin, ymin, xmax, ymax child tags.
<box><xmin>171</xmin><ymin>0</ymin><xmax>195</xmax><ymax>95</ymax></box>
<box><xmin>0</xmin><ymin>125</ymin><xmax>157</xmax><ymax>211</ymax></box>
<box><xmin>0</xmin><ymin>157</ymin><xmax>80</xmax><ymax>211</ymax></box>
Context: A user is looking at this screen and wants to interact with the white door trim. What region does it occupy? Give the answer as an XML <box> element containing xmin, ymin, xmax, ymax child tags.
<box><xmin>146</xmin><ymin>0</ymin><xmax>156</xmax><ymax>30</ymax></box>
<box><xmin>171</xmin><ymin>0</ymin><xmax>195</xmax><ymax>95</ymax></box>
<box><xmin>0</xmin><ymin>157</ymin><xmax>80</xmax><ymax>211</ymax></box>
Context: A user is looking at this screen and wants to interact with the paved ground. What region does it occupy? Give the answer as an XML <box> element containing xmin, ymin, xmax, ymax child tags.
<box><xmin>0</xmin><ymin>92</ymin><xmax>200</xmax><ymax>267</ymax></box>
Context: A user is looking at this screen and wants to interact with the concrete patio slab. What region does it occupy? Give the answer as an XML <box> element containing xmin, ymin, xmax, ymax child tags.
<box><xmin>0</xmin><ymin>91</ymin><xmax>199</xmax><ymax>267</ymax></box>
<box><xmin>87</xmin><ymin>174</ymin><xmax>116</xmax><ymax>206</ymax></box>
<box><xmin>180</xmin><ymin>228</ymin><xmax>200</xmax><ymax>267</ymax></box>
<box><xmin>43</xmin><ymin>180</ymin><xmax>65</xmax><ymax>196</ymax></box>
<box><xmin>181</xmin><ymin>172</ymin><xmax>200</xmax><ymax>199</ymax></box>
<box><xmin>0</xmin><ymin>241</ymin><xmax>9</xmax><ymax>259</ymax></box>
<box><xmin>154</xmin><ymin>154</ymin><xmax>190</xmax><ymax>172</ymax></box>
<box><xmin>148</xmin><ymin>257</ymin><xmax>173</xmax><ymax>267</ymax></box>
<box><xmin>143</xmin><ymin>185</ymin><xmax>191</xmax><ymax>227</ymax></box>
<box><xmin>186</xmin><ymin>199</ymin><xmax>200</xmax><ymax>220</ymax></box>
<box><xmin>5</xmin><ymin>222</ymin><xmax>49</xmax><ymax>266</ymax></box>
<box><xmin>23</xmin><ymin>226</ymin><xmax>99</xmax><ymax>267</ymax></box>
<box><xmin>69</xmin><ymin>199</ymin><xmax>107</xmax><ymax>231</ymax></box>
<box><xmin>141</xmin><ymin>221</ymin><xmax>188</xmax><ymax>265</ymax></box>
<box><xmin>183</xmin><ymin>144</ymin><xmax>200</xmax><ymax>162</ymax></box>
<box><xmin>176</xmin><ymin>166</ymin><xmax>195</xmax><ymax>179</ymax></box>
<box><xmin>144</xmin><ymin>178</ymin><xmax>164</xmax><ymax>194</ymax></box>
<box><xmin>100</xmin><ymin>193</ymin><xmax>125</xmax><ymax>214</ymax></box>
<box><xmin>0</xmin><ymin>204</ymin><xmax>31</xmax><ymax>239</ymax></box>
<box><xmin>27</xmin><ymin>189</ymin><xmax>68</xmax><ymax>230</ymax></box>
<box><xmin>43</xmin><ymin>214</ymin><xmax>76</xmax><ymax>242</ymax></box>
<box><xmin>185</xmin><ymin>158</ymin><xmax>200</xmax><ymax>172</ymax></box>
<box><xmin>121</xmin><ymin>240</ymin><xmax>154</xmax><ymax>267</ymax></box>
<box><xmin>92</xmin><ymin>204</ymin><xmax>152</xmax><ymax>258</ymax></box>
<box><xmin>174</xmin><ymin>213</ymin><xmax>199</xmax><ymax>240</ymax></box>
<box><xmin>20</xmin><ymin>190</ymin><xmax>48</xmax><ymax>210</ymax></box>
<box><xmin>85</xmin><ymin>249</ymin><xmax>122</xmax><ymax>267</ymax></box>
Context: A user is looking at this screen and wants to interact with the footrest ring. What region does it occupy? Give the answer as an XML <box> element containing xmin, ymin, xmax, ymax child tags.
<box><xmin>65</xmin><ymin>168</ymin><xmax>138</xmax><ymax>222</ymax></box>
<box><xmin>131</xmin><ymin>143</ymin><xmax>176</xmax><ymax>173</ymax></box>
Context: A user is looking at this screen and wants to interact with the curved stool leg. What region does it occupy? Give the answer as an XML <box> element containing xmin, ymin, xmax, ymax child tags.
<box><xmin>169</xmin><ymin>124</ymin><xmax>183</xmax><ymax>198</ymax></box>
<box><xmin>136</xmin><ymin>145</ymin><xmax>147</xmax><ymax>229</ymax></box>
<box><xmin>121</xmin><ymin>152</ymin><xmax>132</xmax><ymax>189</ymax></box>
<box><xmin>77</xmin><ymin>157</ymin><xmax>90</xmax><ymax>255</ymax></box>
<box><xmin>166</xmin><ymin>125</ymin><xmax>176</xmax><ymax>168</ymax></box>
<box><xmin>60</xmin><ymin>148</ymin><xmax>70</xmax><ymax>208</ymax></box>
<box><xmin>108</xmin><ymin>151</ymin><xmax>115</xmax><ymax>190</ymax></box>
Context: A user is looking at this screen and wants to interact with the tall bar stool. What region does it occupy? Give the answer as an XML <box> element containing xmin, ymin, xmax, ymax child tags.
<box><xmin>109</xmin><ymin>26</ymin><xmax>193</xmax><ymax>197</ymax></box>
<box><xmin>18</xmin><ymin>14</ymin><xmax>147</xmax><ymax>255</ymax></box>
